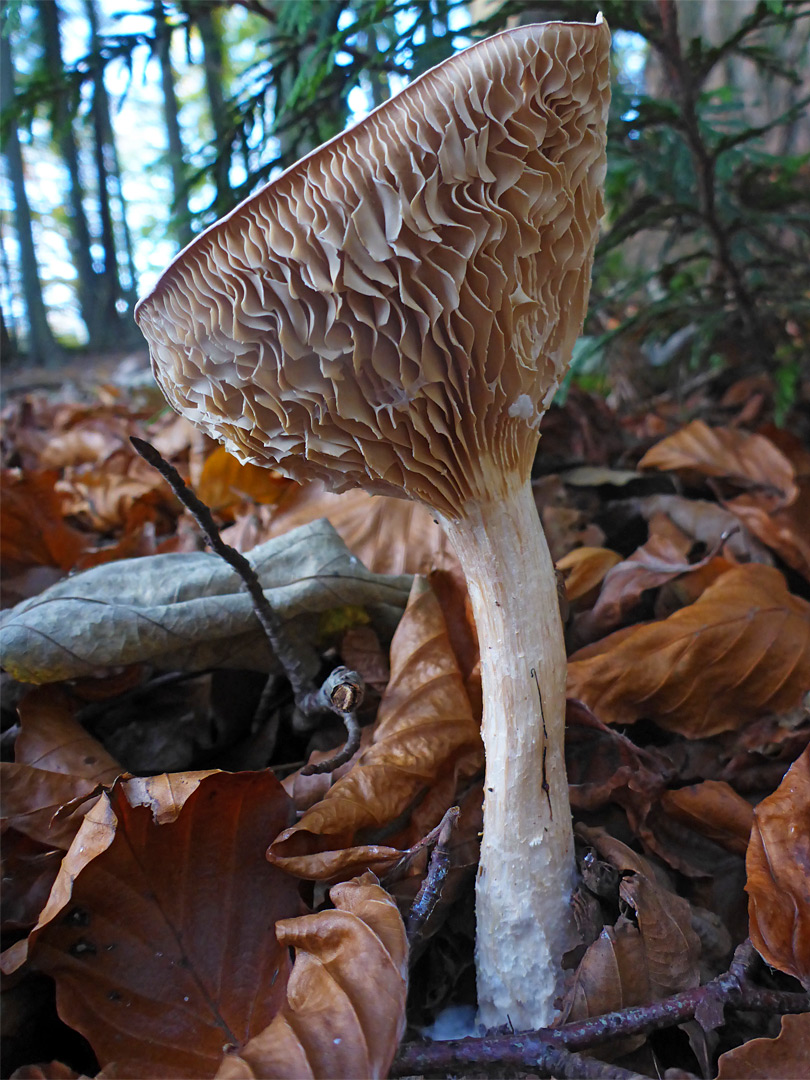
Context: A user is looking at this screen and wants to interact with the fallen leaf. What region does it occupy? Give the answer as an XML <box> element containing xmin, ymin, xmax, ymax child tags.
<box><xmin>716</xmin><ymin>1013</ymin><xmax>810</xmax><ymax>1079</ymax></box>
<box><xmin>660</xmin><ymin>782</ymin><xmax>753</xmax><ymax>856</ymax></box>
<box><xmin>637</xmin><ymin>494</ymin><xmax>772</xmax><ymax>564</ymax></box>
<box><xmin>0</xmin><ymin>520</ymin><xmax>411</xmax><ymax>684</ymax></box>
<box><xmin>197</xmin><ymin>447</ymin><xmax>291</xmax><ymax>514</ymax></box>
<box><xmin>4</xmin><ymin>771</ymin><xmax>301</xmax><ymax>1078</ymax></box>
<box><xmin>639</xmin><ymin>420</ymin><xmax>797</xmax><ymax>505</ymax></box>
<box><xmin>746</xmin><ymin>747</ymin><xmax>810</xmax><ymax>987</ymax></box>
<box><xmin>618</xmin><ymin>872</ymin><xmax>701</xmax><ymax>998</ymax></box>
<box><xmin>258</xmin><ymin>483</ymin><xmax>457</xmax><ymax>576</ymax></box>
<box><xmin>215</xmin><ymin>873</ymin><xmax>407</xmax><ymax>1080</ymax></box>
<box><xmin>571</xmin><ymin>826</ymin><xmax>700</xmax><ymax>1007</ymax></box>
<box><xmin>15</xmin><ymin>687</ymin><xmax>121</xmax><ymax>782</ymax></box>
<box><xmin>1</xmin><ymin>688</ymin><xmax>122</xmax><ymax>849</ymax></box>
<box><xmin>267</xmin><ymin>577</ymin><xmax>483</xmax><ymax>880</ymax></box>
<box><xmin>8</xmin><ymin>1064</ymin><xmax>84</xmax><ymax>1079</ymax></box>
<box><xmin>579</xmin><ymin>527</ymin><xmax>729</xmax><ymax>640</ymax></box>
<box><xmin>561</xmin><ymin>916</ymin><xmax>649</xmax><ymax>1052</ymax></box>
<box><xmin>565</xmin><ymin>700</ymin><xmax>671</xmax><ymax>814</ymax></box>
<box><xmin>1</xmin><ymin>831</ymin><xmax>64</xmax><ymax>932</ymax></box>
<box><xmin>0</xmin><ymin>470</ymin><xmax>87</xmax><ymax>576</ymax></box>
<box><xmin>726</xmin><ymin>480</ymin><xmax>810</xmax><ymax>581</ymax></box>
<box><xmin>567</xmin><ymin>565</ymin><xmax>810</xmax><ymax>737</ymax></box>
<box><xmin>557</xmin><ymin>546</ymin><xmax>622</xmax><ymax>604</ymax></box>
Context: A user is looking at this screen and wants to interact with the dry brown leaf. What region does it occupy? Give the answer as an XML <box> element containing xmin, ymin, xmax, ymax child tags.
<box><xmin>3</xmin><ymin>772</ymin><xmax>301</xmax><ymax>1078</ymax></box>
<box><xmin>637</xmin><ymin>494</ymin><xmax>772</xmax><ymax>565</ymax></box>
<box><xmin>567</xmin><ymin>564</ymin><xmax>810</xmax><ymax>737</ymax></box>
<box><xmin>197</xmin><ymin>446</ymin><xmax>291</xmax><ymax>514</ymax></box>
<box><xmin>557</xmin><ymin>546</ymin><xmax>622</xmax><ymax>604</ymax></box>
<box><xmin>618</xmin><ymin>872</ymin><xmax>701</xmax><ymax>998</ymax></box>
<box><xmin>660</xmin><ymin>781</ymin><xmax>753</xmax><ymax>856</ymax></box>
<box><xmin>639</xmin><ymin>420</ymin><xmax>797</xmax><ymax>505</ymax></box>
<box><xmin>746</xmin><ymin>747</ymin><xmax>810</xmax><ymax>987</ymax></box>
<box><xmin>230</xmin><ymin>481</ymin><xmax>457</xmax><ymax>576</ymax></box>
<box><xmin>9</xmin><ymin>1064</ymin><xmax>85</xmax><ymax>1079</ymax></box>
<box><xmin>215</xmin><ymin>874</ymin><xmax>407</xmax><ymax>1080</ymax></box>
<box><xmin>15</xmin><ymin>688</ymin><xmax>121</xmax><ymax>782</ymax></box>
<box><xmin>572</xmin><ymin>826</ymin><xmax>701</xmax><ymax>1006</ymax></box>
<box><xmin>565</xmin><ymin>700</ymin><xmax>671</xmax><ymax>814</ymax></box>
<box><xmin>715</xmin><ymin>1013</ymin><xmax>810</xmax><ymax>1079</ymax></box>
<box><xmin>0</xmin><ymin>470</ymin><xmax>87</xmax><ymax>576</ymax></box>
<box><xmin>579</xmin><ymin>527</ymin><xmax>730</xmax><ymax>640</ymax></box>
<box><xmin>267</xmin><ymin>577</ymin><xmax>482</xmax><ymax>880</ymax></box>
<box><xmin>561</xmin><ymin>916</ymin><xmax>649</xmax><ymax>1054</ymax></box>
<box><xmin>0</xmin><ymin>688</ymin><xmax>122</xmax><ymax>850</ymax></box>
<box><xmin>726</xmin><ymin>480</ymin><xmax>810</xmax><ymax>581</ymax></box>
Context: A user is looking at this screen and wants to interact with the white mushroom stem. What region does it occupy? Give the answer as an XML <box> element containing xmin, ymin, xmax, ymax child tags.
<box><xmin>440</xmin><ymin>471</ymin><xmax>575</xmax><ymax>1031</ymax></box>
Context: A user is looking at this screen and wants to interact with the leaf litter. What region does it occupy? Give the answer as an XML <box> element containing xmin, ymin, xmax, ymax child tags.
<box><xmin>1</xmin><ymin>372</ymin><xmax>809</xmax><ymax>1079</ymax></box>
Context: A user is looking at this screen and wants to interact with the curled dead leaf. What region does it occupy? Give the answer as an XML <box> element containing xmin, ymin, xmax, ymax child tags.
<box><xmin>268</xmin><ymin>577</ymin><xmax>482</xmax><ymax>880</ymax></box>
<box><xmin>556</xmin><ymin>546</ymin><xmax>622</xmax><ymax>604</ymax></box>
<box><xmin>716</xmin><ymin>1013</ymin><xmax>810</xmax><ymax>1079</ymax></box>
<box><xmin>639</xmin><ymin>420</ymin><xmax>797</xmax><ymax>505</ymax></box>
<box><xmin>746</xmin><ymin>747</ymin><xmax>810</xmax><ymax>987</ymax></box>
<box><xmin>660</xmin><ymin>781</ymin><xmax>753</xmax><ymax>857</ymax></box>
<box><xmin>567</xmin><ymin>564</ymin><xmax>810</xmax><ymax>737</ymax></box>
<box><xmin>215</xmin><ymin>874</ymin><xmax>407</xmax><ymax>1080</ymax></box>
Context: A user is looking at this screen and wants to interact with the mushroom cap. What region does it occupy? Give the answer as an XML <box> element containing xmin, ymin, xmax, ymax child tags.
<box><xmin>136</xmin><ymin>19</ymin><xmax>610</xmax><ymax>518</ymax></box>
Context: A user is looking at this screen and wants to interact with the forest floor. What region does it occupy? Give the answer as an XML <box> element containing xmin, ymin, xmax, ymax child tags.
<box><xmin>1</xmin><ymin>358</ymin><xmax>808</xmax><ymax>1079</ymax></box>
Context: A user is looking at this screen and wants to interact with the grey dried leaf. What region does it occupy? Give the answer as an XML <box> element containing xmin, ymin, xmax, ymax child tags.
<box><xmin>0</xmin><ymin>520</ymin><xmax>411</xmax><ymax>684</ymax></box>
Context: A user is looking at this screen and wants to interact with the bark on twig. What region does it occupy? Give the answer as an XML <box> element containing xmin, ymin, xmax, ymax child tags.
<box><xmin>407</xmin><ymin>805</ymin><xmax>460</xmax><ymax>947</ymax></box>
<box><xmin>392</xmin><ymin>939</ymin><xmax>809</xmax><ymax>1077</ymax></box>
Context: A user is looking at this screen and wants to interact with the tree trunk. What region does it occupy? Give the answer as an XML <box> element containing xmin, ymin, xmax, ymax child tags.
<box><xmin>0</xmin><ymin>9</ymin><xmax>63</xmax><ymax>366</ymax></box>
<box><xmin>40</xmin><ymin>0</ymin><xmax>105</xmax><ymax>348</ymax></box>
<box><xmin>153</xmin><ymin>0</ymin><xmax>194</xmax><ymax>248</ymax></box>
<box><xmin>84</xmin><ymin>0</ymin><xmax>139</xmax><ymax>342</ymax></box>
<box><xmin>194</xmin><ymin>2</ymin><xmax>232</xmax><ymax>216</ymax></box>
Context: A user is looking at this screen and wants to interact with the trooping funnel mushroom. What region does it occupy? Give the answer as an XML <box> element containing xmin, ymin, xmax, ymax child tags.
<box><xmin>135</xmin><ymin>18</ymin><xmax>610</xmax><ymax>1031</ymax></box>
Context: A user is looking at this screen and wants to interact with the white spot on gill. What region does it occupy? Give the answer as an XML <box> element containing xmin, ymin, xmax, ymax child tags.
<box><xmin>508</xmin><ymin>394</ymin><xmax>536</xmax><ymax>421</ymax></box>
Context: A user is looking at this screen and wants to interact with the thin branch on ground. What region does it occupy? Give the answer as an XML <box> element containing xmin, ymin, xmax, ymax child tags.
<box><xmin>392</xmin><ymin>939</ymin><xmax>809</xmax><ymax>1077</ymax></box>
<box><xmin>131</xmin><ymin>436</ymin><xmax>314</xmax><ymax>704</ymax></box>
<box><xmin>406</xmin><ymin>805</ymin><xmax>460</xmax><ymax>947</ymax></box>
<box><xmin>299</xmin><ymin>666</ymin><xmax>366</xmax><ymax>773</ymax></box>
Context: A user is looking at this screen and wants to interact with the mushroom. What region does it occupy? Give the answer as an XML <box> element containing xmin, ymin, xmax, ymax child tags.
<box><xmin>135</xmin><ymin>17</ymin><xmax>610</xmax><ymax>1031</ymax></box>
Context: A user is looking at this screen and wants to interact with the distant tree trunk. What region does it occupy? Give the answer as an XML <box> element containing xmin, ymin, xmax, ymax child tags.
<box><xmin>40</xmin><ymin>0</ymin><xmax>105</xmax><ymax>348</ymax></box>
<box><xmin>1</xmin><ymin>304</ymin><xmax>15</xmax><ymax>364</ymax></box>
<box><xmin>0</xmin><ymin>10</ymin><xmax>63</xmax><ymax>366</ymax></box>
<box><xmin>193</xmin><ymin>2</ymin><xmax>232</xmax><ymax>216</ymax></box>
<box><xmin>153</xmin><ymin>0</ymin><xmax>193</xmax><ymax>248</ymax></box>
<box><xmin>83</xmin><ymin>0</ymin><xmax>125</xmax><ymax>345</ymax></box>
<box><xmin>84</xmin><ymin>0</ymin><xmax>139</xmax><ymax>342</ymax></box>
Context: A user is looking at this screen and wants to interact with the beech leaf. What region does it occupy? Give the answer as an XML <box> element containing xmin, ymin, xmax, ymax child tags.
<box><xmin>0</xmin><ymin>520</ymin><xmax>411</xmax><ymax>684</ymax></box>
<box><xmin>639</xmin><ymin>420</ymin><xmax>797</xmax><ymax>504</ymax></box>
<box><xmin>660</xmin><ymin>781</ymin><xmax>753</xmax><ymax>857</ymax></box>
<box><xmin>267</xmin><ymin>577</ymin><xmax>483</xmax><ymax>880</ymax></box>
<box><xmin>3</xmin><ymin>771</ymin><xmax>301</xmax><ymax>1079</ymax></box>
<box><xmin>254</xmin><ymin>482</ymin><xmax>458</xmax><ymax>576</ymax></box>
<box><xmin>567</xmin><ymin>564</ymin><xmax>810</xmax><ymax>736</ymax></box>
<box><xmin>746</xmin><ymin>747</ymin><xmax>810</xmax><ymax>987</ymax></box>
<box><xmin>215</xmin><ymin>874</ymin><xmax>408</xmax><ymax>1080</ymax></box>
<box><xmin>568</xmin><ymin>827</ymin><xmax>700</xmax><ymax>1020</ymax></box>
<box><xmin>716</xmin><ymin>1013</ymin><xmax>810</xmax><ymax>1079</ymax></box>
<box><xmin>556</xmin><ymin>546</ymin><xmax>622</xmax><ymax>603</ymax></box>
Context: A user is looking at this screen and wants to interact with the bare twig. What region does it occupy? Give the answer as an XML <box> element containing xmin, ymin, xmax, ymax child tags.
<box><xmin>300</xmin><ymin>713</ymin><xmax>362</xmax><ymax>775</ymax></box>
<box><xmin>131</xmin><ymin>436</ymin><xmax>313</xmax><ymax>702</ymax></box>
<box><xmin>299</xmin><ymin>666</ymin><xmax>366</xmax><ymax>774</ymax></box>
<box><xmin>391</xmin><ymin>939</ymin><xmax>809</xmax><ymax>1077</ymax></box>
<box><xmin>407</xmin><ymin>805</ymin><xmax>460</xmax><ymax>946</ymax></box>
